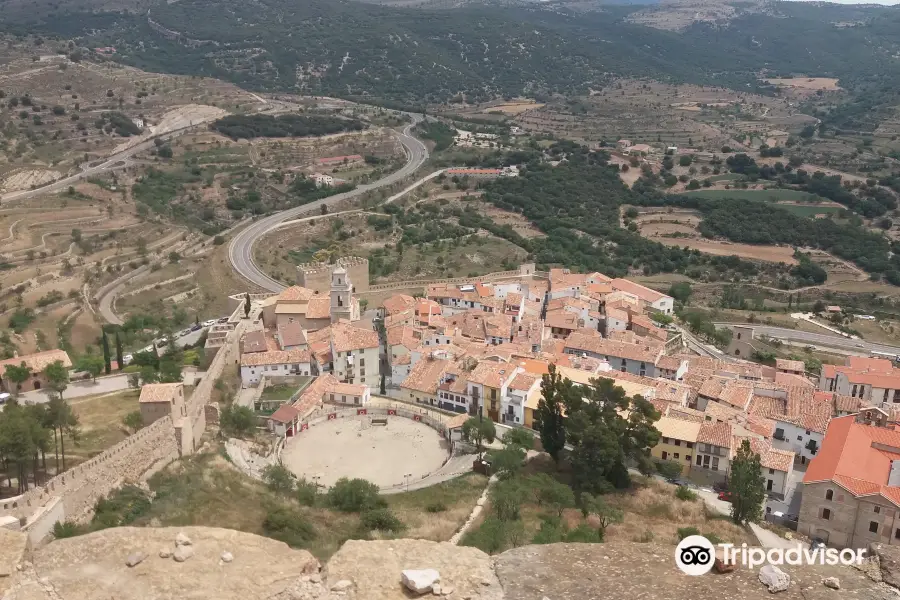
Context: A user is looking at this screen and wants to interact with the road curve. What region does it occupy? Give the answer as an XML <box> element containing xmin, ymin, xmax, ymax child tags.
<box><xmin>228</xmin><ymin>115</ymin><xmax>429</xmax><ymax>292</ymax></box>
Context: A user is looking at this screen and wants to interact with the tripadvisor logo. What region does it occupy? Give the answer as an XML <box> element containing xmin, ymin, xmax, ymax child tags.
<box><xmin>675</xmin><ymin>535</ymin><xmax>867</xmax><ymax>576</ymax></box>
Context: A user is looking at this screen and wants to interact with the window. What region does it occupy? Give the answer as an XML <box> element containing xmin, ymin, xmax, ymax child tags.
<box><xmin>687</xmin><ymin>442</ymin><xmax>694</xmax><ymax>449</ymax></box>
<box><xmin>825</xmin><ymin>489</ymin><xmax>834</xmax><ymax>501</ymax></box>
<box><xmin>870</xmin><ymin>522</ymin><xmax>879</xmax><ymax>534</ymax></box>
<box><xmin>797</xmin><ymin>435</ymin><xmax>803</xmax><ymax>441</ymax></box>
<box><xmin>896</xmin><ymin>529</ymin><xmax>900</xmax><ymax>540</ymax></box>
<box><xmin>822</xmin><ymin>508</ymin><xmax>831</xmax><ymax>520</ymax></box>
<box><xmin>674</xmin><ymin>440</ymin><xmax>681</xmax><ymax>447</ymax></box>
<box><xmin>661</xmin><ymin>451</ymin><xmax>668</xmax><ymax>460</ymax></box>
<box><xmin>360</xmin><ymin>358</ymin><xmax>365</xmax><ymax>367</ymax></box>
<box><xmin>769</xmin><ymin>469</ymin><xmax>775</xmax><ymax>475</ymax></box>
<box><xmin>685</xmin><ymin>455</ymin><xmax>691</xmax><ymax>462</ymax></box>
<box><xmin>662</xmin><ymin>437</ymin><xmax>669</xmax><ymax>444</ymax></box>
<box><xmin>875</xmin><ymin>506</ymin><xmax>882</xmax><ymax>514</ymax></box>
<box><xmin>674</xmin><ymin>453</ymin><xmax>680</xmax><ymax>459</ymax></box>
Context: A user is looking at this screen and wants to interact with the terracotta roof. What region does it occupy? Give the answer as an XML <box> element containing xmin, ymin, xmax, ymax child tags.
<box><xmin>277</xmin><ymin>286</ymin><xmax>315</xmax><ymax>302</ymax></box>
<box><xmin>834</xmin><ymin>394</ymin><xmax>862</xmax><ymax>414</ymax></box>
<box><xmin>545</xmin><ymin>311</ymin><xmax>579</xmax><ymax>330</ymax></box>
<box><xmin>776</xmin><ymin>359</ymin><xmax>805</xmax><ymax>372</ymax></box>
<box><xmin>306</xmin><ymin>297</ymin><xmax>331</xmax><ymax>319</ymax></box>
<box><xmin>330</xmin><ymin>381</ymin><xmax>367</xmax><ymax>396</ymax></box>
<box><xmin>270</xmin><ymin>404</ymin><xmax>300</xmax><ymax>423</ymax></box>
<box><xmin>610</xmin><ymin>278</ymin><xmax>668</xmax><ymax>304</ymax></box>
<box><xmin>656</xmin><ymin>355</ymin><xmax>682</xmax><ymax>372</ymax></box>
<box><xmin>139</xmin><ymin>382</ymin><xmax>182</xmax><ymax>403</ymax></box>
<box><xmin>804</xmin><ymin>415</ymin><xmax>900</xmax><ymax>499</ymax></box>
<box><xmin>774</xmin><ymin>372</ymin><xmax>813</xmax><ymax>388</ymax></box>
<box><xmin>402</xmin><ymin>358</ymin><xmax>451</xmax><ymax>394</ymax></box>
<box><xmin>656</xmin><ymin>416</ymin><xmax>701</xmax><ymax>443</ymax></box>
<box><xmin>697</xmin><ymin>421</ymin><xmax>732</xmax><ymax>448</ymax></box>
<box><xmin>277</xmin><ymin>322</ymin><xmax>307</xmax><ymax>348</ymax></box>
<box><xmin>446</xmin><ymin>413</ymin><xmax>470</xmax><ymax>430</ymax></box>
<box><xmin>330</xmin><ymin>321</ymin><xmax>379</xmax><ymax>352</ymax></box>
<box><xmin>387</xmin><ymin>325</ymin><xmax>421</xmax><ymax>349</ymax></box>
<box><xmin>699</xmin><ymin>378</ymin><xmax>753</xmax><ymax>409</ymax></box>
<box><xmin>505</xmin><ymin>292</ymin><xmax>522</xmax><ymax>306</ymax></box>
<box><xmin>383</xmin><ymin>294</ymin><xmax>417</xmax><ymax>315</ymax></box>
<box><xmin>467</xmin><ymin>361</ymin><xmax>516</xmax><ymax>388</ymax></box>
<box><xmin>563</xmin><ymin>332</ymin><xmax>662</xmax><ymax>364</ymax></box>
<box><xmin>509</xmin><ymin>372</ymin><xmax>538</xmax><ymax>392</ymax></box>
<box><xmin>241</xmin><ymin>348</ymin><xmax>312</xmax><ymax>367</ymax></box>
<box><xmin>0</xmin><ymin>349</ymin><xmax>72</xmax><ymax>373</ymax></box>
<box><xmin>667</xmin><ymin>406</ymin><xmax>705</xmax><ymax>423</ymax></box>
<box><xmin>242</xmin><ymin>330</ymin><xmax>267</xmax><ymax>353</ymax></box>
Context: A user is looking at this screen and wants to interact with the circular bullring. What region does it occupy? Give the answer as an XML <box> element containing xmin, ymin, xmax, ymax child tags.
<box><xmin>280</xmin><ymin>410</ymin><xmax>451</xmax><ymax>490</ymax></box>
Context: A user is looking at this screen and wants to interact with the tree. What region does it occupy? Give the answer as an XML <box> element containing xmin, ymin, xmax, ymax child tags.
<box><xmin>654</xmin><ymin>459</ymin><xmax>684</xmax><ymax>480</ymax></box>
<box><xmin>486</xmin><ymin>444</ymin><xmax>526</xmax><ymax>479</ymax></box>
<box><xmin>3</xmin><ymin>362</ymin><xmax>30</xmax><ymax>396</ymax></box>
<box><xmin>502</xmin><ymin>427</ymin><xmax>534</xmax><ymax>450</ymax></box>
<box><xmin>530</xmin><ymin>473</ymin><xmax>575</xmax><ymax>517</ymax></box>
<box><xmin>564</xmin><ymin>378</ymin><xmax>661</xmax><ymax>494</ymax></box>
<box><xmin>114</xmin><ymin>331</ymin><xmax>124</xmax><ymax>372</ymax></box>
<box><xmin>244</xmin><ymin>293</ymin><xmax>251</xmax><ymax>318</ymax></box>
<box><xmin>326</xmin><ymin>477</ymin><xmax>385</xmax><ymax>512</ymax></box>
<box><xmin>490</xmin><ymin>478</ymin><xmax>524</xmax><ymax>521</ymax></box>
<box><xmin>580</xmin><ymin>493</ymin><xmax>623</xmax><ymax>539</ymax></box>
<box><xmin>74</xmin><ymin>355</ymin><xmax>104</xmax><ymax>382</ymax></box>
<box><xmin>100</xmin><ymin>333</ymin><xmax>111</xmax><ymax>375</ymax></box>
<box><xmin>45</xmin><ymin>391</ymin><xmax>78</xmax><ymax>472</ymax></box>
<box><xmin>262</xmin><ymin>463</ymin><xmax>296</xmax><ymax>495</ymax></box>
<box><xmin>461</xmin><ymin>417</ymin><xmax>496</xmax><ymax>456</ymax></box>
<box><xmin>813</xmin><ymin>300</ymin><xmax>826</xmax><ymax>314</ymax></box>
<box><xmin>122</xmin><ymin>411</ymin><xmax>143</xmax><ymax>433</ymax></box>
<box><xmin>219</xmin><ymin>404</ymin><xmax>256</xmax><ymax>437</ymax></box>
<box><xmin>139</xmin><ymin>366</ymin><xmax>159</xmax><ymax>386</ymax></box>
<box><xmin>535</xmin><ymin>364</ymin><xmax>569</xmax><ymax>463</ymax></box>
<box><xmin>729</xmin><ymin>439</ymin><xmax>765</xmax><ymax>525</ymax></box>
<box><xmin>669</xmin><ymin>282</ymin><xmax>692</xmax><ymax>304</ymax></box>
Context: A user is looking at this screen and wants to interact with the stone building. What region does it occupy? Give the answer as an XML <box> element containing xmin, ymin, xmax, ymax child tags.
<box><xmin>139</xmin><ymin>382</ymin><xmax>186</xmax><ymax>426</ymax></box>
<box><xmin>0</xmin><ymin>349</ymin><xmax>72</xmax><ymax>394</ymax></box>
<box><xmin>297</xmin><ymin>256</ymin><xmax>369</xmax><ymax>295</ymax></box>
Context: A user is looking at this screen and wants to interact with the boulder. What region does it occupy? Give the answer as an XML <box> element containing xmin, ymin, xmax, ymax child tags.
<box><xmin>158</xmin><ymin>548</ymin><xmax>172</xmax><ymax>559</ymax></box>
<box><xmin>823</xmin><ymin>577</ymin><xmax>841</xmax><ymax>590</ymax></box>
<box><xmin>431</xmin><ymin>584</ymin><xmax>442</xmax><ymax>595</ymax></box>
<box><xmin>125</xmin><ymin>552</ymin><xmax>147</xmax><ymax>568</ymax></box>
<box><xmin>872</xmin><ymin>543</ymin><xmax>900</xmax><ymax>588</ymax></box>
<box><xmin>220</xmin><ymin>551</ymin><xmax>233</xmax><ymax>564</ymax></box>
<box><xmin>758</xmin><ymin>565</ymin><xmax>790</xmax><ymax>593</ymax></box>
<box><xmin>331</xmin><ymin>580</ymin><xmax>353</xmax><ymax>592</ymax></box>
<box><xmin>173</xmin><ymin>545</ymin><xmax>195</xmax><ymax>563</ymax></box>
<box><xmin>402</xmin><ymin>569</ymin><xmax>441</xmax><ymax>594</ymax></box>
<box><xmin>175</xmin><ymin>532</ymin><xmax>192</xmax><ymax>547</ymax></box>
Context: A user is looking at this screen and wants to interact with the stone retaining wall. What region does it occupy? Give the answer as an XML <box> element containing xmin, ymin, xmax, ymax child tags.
<box><xmin>0</xmin><ymin>416</ymin><xmax>179</xmax><ymax>522</ymax></box>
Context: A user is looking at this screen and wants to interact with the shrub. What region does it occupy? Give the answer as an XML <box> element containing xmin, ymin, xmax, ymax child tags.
<box><xmin>53</xmin><ymin>521</ymin><xmax>82</xmax><ymax>539</ymax></box>
<box><xmin>675</xmin><ymin>486</ymin><xmax>698</xmax><ymax>502</ymax></box>
<box><xmin>263</xmin><ymin>507</ymin><xmax>316</xmax><ymax>548</ymax></box>
<box><xmin>92</xmin><ymin>485</ymin><xmax>152</xmax><ymax>528</ymax></box>
<box><xmin>296</xmin><ymin>478</ymin><xmax>319</xmax><ymax>506</ymax></box>
<box><xmin>213</xmin><ymin>235</ymin><xmax>225</xmax><ymax>245</ymax></box>
<box><xmin>677</xmin><ymin>526</ymin><xmax>701</xmax><ymax>541</ymax></box>
<box><xmin>565</xmin><ymin>523</ymin><xmax>603</xmax><ymax>543</ymax></box>
<box><xmin>219</xmin><ymin>405</ymin><xmax>256</xmax><ymax>437</ymax></box>
<box><xmin>531</xmin><ymin>514</ymin><xmax>567</xmax><ymax>545</ymax></box>
<box><xmin>460</xmin><ymin>516</ymin><xmax>510</xmax><ymax>554</ymax></box>
<box><xmin>425</xmin><ymin>501</ymin><xmax>447</xmax><ymax>513</ymax></box>
<box><xmin>262</xmin><ymin>464</ymin><xmax>295</xmax><ymax>495</ymax></box>
<box><xmin>706</xmin><ymin>533</ymin><xmax>724</xmax><ymax>544</ymax></box>
<box><xmin>634</xmin><ymin>530</ymin><xmax>655</xmax><ymax>543</ymax></box>
<box><xmin>326</xmin><ymin>478</ymin><xmax>385</xmax><ymax>512</ymax></box>
<box><xmin>360</xmin><ymin>508</ymin><xmax>405</xmax><ymax>532</ymax></box>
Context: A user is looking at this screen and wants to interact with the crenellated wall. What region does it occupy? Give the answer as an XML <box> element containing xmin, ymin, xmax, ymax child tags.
<box><xmin>0</xmin><ymin>416</ymin><xmax>179</xmax><ymax>522</ymax></box>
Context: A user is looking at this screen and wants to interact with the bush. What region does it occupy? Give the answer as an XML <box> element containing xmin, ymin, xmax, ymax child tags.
<box><xmin>565</xmin><ymin>523</ymin><xmax>603</xmax><ymax>543</ymax></box>
<box><xmin>53</xmin><ymin>521</ymin><xmax>82</xmax><ymax>539</ymax></box>
<box><xmin>460</xmin><ymin>516</ymin><xmax>515</xmax><ymax>554</ymax></box>
<box><xmin>677</xmin><ymin>526</ymin><xmax>701</xmax><ymax>541</ymax></box>
<box><xmin>213</xmin><ymin>235</ymin><xmax>225</xmax><ymax>245</ymax></box>
<box><xmin>92</xmin><ymin>485</ymin><xmax>152</xmax><ymax>529</ymax></box>
<box><xmin>262</xmin><ymin>464</ymin><xmax>295</xmax><ymax>495</ymax></box>
<box><xmin>360</xmin><ymin>508</ymin><xmax>405</xmax><ymax>532</ymax></box>
<box><xmin>531</xmin><ymin>514</ymin><xmax>567</xmax><ymax>545</ymax></box>
<box><xmin>706</xmin><ymin>533</ymin><xmax>724</xmax><ymax>544</ymax></box>
<box><xmin>675</xmin><ymin>486</ymin><xmax>698</xmax><ymax>502</ymax></box>
<box><xmin>326</xmin><ymin>478</ymin><xmax>385</xmax><ymax>512</ymax></box>
<box><xmin>219</xmin><ymin>405</ymin><xmax>256</xmax><ymax>437</ymax></box>
<box><xmin>296</xmin><ymin>478</ymin><xmax>318</xmax><ymax>506</ymax></box>
<box><xmin>425</xmin><ymin>502</ymin><xmax>447</xmax><ymax>513</ymax></box>
<box><xmin>262</xmin><ymin>507</ymin><xmax>316</xmax><ymax>548</ymax></box>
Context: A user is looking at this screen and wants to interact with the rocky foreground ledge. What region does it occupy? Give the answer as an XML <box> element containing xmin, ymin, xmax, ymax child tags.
<box><xmin>0</xmin><ymin>526</ymin><xmax>898</xmax><ymax>599</ymax></box>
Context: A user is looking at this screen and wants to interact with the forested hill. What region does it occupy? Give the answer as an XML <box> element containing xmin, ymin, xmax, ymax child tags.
<box><xmin>8</xmin><ymin>0</ymin><xmax>900</xmax><ymax>111</ymax></box>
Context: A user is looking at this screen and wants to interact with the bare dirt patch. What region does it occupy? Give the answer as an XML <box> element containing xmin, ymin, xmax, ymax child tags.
<box><xmin>0</xmin><ymin>169</ymin><xmax>63</xmax><ymax>192</ymax></box>
<box><xmin>483</xmin><ymin>101</ymin><xmax>545</xmax><ymax>115</ymax></box>
<box><xmin>765</xmin><ymin>78</ymin><xmax>841</xmax><ymax>91</ymax></box>
<box><xmin>281</xmin><ymin>414</ymin><xmax>449</xmax><ymax>489</ymax></box>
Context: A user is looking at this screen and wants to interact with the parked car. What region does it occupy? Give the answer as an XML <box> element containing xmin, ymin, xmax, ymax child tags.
<box><xmin>717</xmin><ymin>491</ymin><xmax>733</xmax><ymax>502</ymax></box>
<box><xmin>156</xmin><ymin>339</ymin><xmax>168</xmax><ymax>348</ymax></box>
<box><xmin>179</xmin><ymin>328</ymin><xmax>191</xmax><ymax>337</ymax></box>
<box><xmin>191</xmin><ymin>323</ymin><xmax>202</xmax><ymax>332</ymax></box>
<box><xmin>202</xmin><ymin>319</ymin><xmax>216</xmax><ymax>327</ymax></box>
<box><xmin>713</xmin><ymin>481</ymin><xmax>729</xmax><ymax>493</ymax></box>
<box><xmin>667</xmin><ymin>477</ymin><xmax>693</xmax><ymax>488</ymax></box>
<box><xmin>122</xmin><ymin>353</ymin><xmax>133</xmax><ymax>366</ymax></box>
<box><xmin>217</xmin><ymin>317</ymin><xmax>229</xmax><ymax>324</ymax></box>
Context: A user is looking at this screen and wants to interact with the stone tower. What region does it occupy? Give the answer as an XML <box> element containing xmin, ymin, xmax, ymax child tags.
<box><xmin>330</xmin><ymin>266</ymin><xmax>353</xmax><ymax>323</ymax></box>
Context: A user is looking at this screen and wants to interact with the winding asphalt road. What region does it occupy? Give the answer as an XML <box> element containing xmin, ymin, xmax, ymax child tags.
<box><xmin>228</xmin><ymin>115</ymin><xmax>430</xmax><ymax>292</ymax></box>
<box><xmin>716</xmin><ymin>322</ymin><xmax>900</xmax><ymax>356</ymax></box>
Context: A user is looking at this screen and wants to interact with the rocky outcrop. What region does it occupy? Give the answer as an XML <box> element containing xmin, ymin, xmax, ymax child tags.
<box><xmin>2</xmin><ymin>528</ymin><xmax>898</xmax><ymax>600</ymax></box>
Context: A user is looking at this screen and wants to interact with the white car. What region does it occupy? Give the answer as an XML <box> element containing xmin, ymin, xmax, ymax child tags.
<box><xmin>141</xmin><ymin>346</ymin><xmax>154</xmax><ymax>354</ymax></box>
<box><xmin>122</xmin><ymin>353</ymin><xmax>134</xmax><ymax>366</ymax></box>
<box><xmin>202</xmin><ymin>319</ymin><xmax>216</xmax><ymax>327</ymax></box>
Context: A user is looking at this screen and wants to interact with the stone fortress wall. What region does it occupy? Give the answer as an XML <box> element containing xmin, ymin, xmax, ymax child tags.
<box><xmin>297</xmin><ymin>256</ymin><xmax>370</xmax><ymax>294</ymax></box>
<box><xmin>0</xmin><ymin>416</ymin><xmax>179</xmax><ymax>522</ymax></box>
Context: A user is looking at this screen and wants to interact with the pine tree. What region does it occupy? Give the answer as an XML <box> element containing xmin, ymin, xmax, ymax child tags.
<box><xmin>114</xmin><ymin>331</ymin><xmax>124</xmax><ymax>371</ymax></box>
<box><xmin>101</xmin><ymin>332</ymin><xmax>112</xmax><ymax>375</ymax></box>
